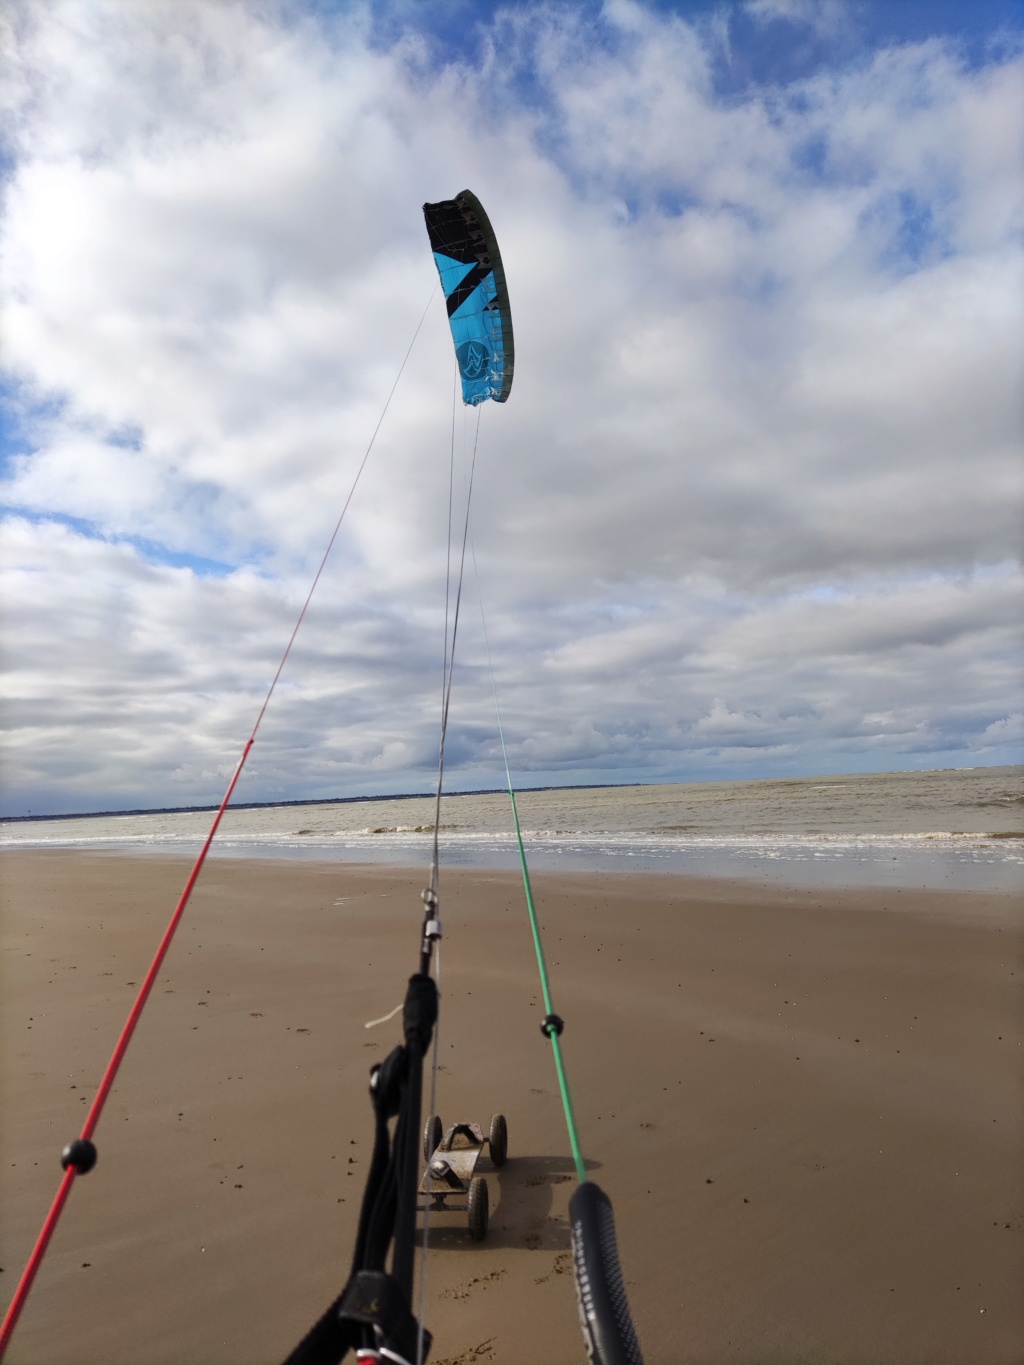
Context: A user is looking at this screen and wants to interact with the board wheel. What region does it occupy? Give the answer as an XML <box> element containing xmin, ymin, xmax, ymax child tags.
<box><xmin>488</xmin><ymin>1113</ymin><xmax>508</xmax><ymax>1168</ymax></box>
<box><xmin>467</xmin><ymin>1176</ymin><xmax>489</xmax><ymax>1240</ymax></box>
<box><xmin>423</xmin><ymin>1114</ymin><xmax>443</xmax><ymax>1162</ymax></box>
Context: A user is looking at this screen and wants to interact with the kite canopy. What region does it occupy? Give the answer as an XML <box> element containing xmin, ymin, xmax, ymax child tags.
<box><xmin>422</xmin><ymin>190</ymin><xmax>514</xmax><ymax>405</ymax></box>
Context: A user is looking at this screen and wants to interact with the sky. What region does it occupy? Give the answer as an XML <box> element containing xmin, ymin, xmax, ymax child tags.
<box><xmin>1</xmin><ymin>0</ymin><xmax>1022</xmax><ymax>817</ymax></box>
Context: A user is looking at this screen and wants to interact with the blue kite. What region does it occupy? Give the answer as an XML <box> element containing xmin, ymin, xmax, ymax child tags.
<box><xmin>422</xmin><ymin>190</ymin><xmax>515</xmax><ymax>405</ymax></box>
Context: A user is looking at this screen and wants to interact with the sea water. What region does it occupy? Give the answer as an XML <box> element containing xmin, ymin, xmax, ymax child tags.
<box><xmin>2</xmin><ymin>767</ymin><xmax>1021</xmax><ymax>892</ymax></box>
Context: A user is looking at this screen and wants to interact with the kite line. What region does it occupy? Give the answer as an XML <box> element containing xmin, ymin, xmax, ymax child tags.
<box><xmin>473</xmin><ymin>545</ymin><xmax>587</xmax><ymax>1183</ymax></box>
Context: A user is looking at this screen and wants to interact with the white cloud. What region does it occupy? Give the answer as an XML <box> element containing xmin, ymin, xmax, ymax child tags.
<box><xmin>981</xmin><ymin>712</ymin><xmax>1024</xmax><ymax>745</ymax></box>
<box><xmin>1</xmin><ymin>0</ymin><xmax>1021</xmax><ymax>813</ymax></box>
<box><xmin>744</xmin><ymin>0</ymin><xmax>848</xmax><ymax>40</ymax></box>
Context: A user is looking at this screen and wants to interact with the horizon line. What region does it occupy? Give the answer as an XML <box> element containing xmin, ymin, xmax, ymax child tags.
<box><xmin>2</xmin><ymin>764</ymin><xmax>1016</xmax><ymax>824</ymax></box>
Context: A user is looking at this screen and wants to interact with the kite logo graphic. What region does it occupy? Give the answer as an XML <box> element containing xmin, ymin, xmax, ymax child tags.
<box><xmin>456</xmin><ymin>339</ymin><xmax>490</xmax><ymax>381</ymax></box>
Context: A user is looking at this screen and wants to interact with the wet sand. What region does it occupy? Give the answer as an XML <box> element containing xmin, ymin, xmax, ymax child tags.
<box><xmin>1</xmin><ymin>850</ymin><xmax>1022</xmax><ymax>1364</ymax></box>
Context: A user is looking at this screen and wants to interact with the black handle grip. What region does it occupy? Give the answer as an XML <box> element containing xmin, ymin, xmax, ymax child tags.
<box><xmin>569</xmin><ymin>1181</ymin><xmax>644</xmax><ymax>1365</ymax></box>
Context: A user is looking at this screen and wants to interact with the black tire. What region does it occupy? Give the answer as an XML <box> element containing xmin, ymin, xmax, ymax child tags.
<box><xmin>423</xmin><ymin>1114</ymin><xmax>443</xmax><ymax>1162</ymax></box>
<box><xmin>467</xmin><ymin>1176</ymin><xmax>489</xmax><ymax>1240</ymax></box>
<box><xmin>488</xmin><ymin>1113</ymin><xmax>508</xmax><ymax>1168</ymax></box>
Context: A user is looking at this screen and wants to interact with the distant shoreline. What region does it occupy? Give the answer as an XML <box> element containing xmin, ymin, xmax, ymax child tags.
<box><xmin>0</xmin><ymin>781</ymin><xmax>643</xmax><ymax>825</ymax></box>
<box><xmin>2</xmin><ymin>765</ymin><xmax>1017</xmax><ymax>825</ymax></box>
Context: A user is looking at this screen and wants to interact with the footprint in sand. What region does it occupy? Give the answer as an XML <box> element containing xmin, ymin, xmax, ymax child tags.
<box><xmin>432</xmin><ymin>1339</ymin><xmax>496</xmax><ymax>1364</ymax></box>
<box><xmin>535</xmin><ymin>1251</ymin><xmax>572</xmax><ymax>1284</ymax></box>
<box><xmin>441</xmin><ymin>1270</ymin><xmax>506</xmax><ymax>1302</ymax></box>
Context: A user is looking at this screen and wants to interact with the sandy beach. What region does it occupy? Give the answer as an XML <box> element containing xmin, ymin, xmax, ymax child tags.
<box><xmin>1</xmin><ymin>850</ymin><xmax>1021</xmax><ymax>1364</ymax></box>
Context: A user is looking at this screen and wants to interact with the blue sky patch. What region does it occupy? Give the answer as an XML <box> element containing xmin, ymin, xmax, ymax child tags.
<box><xmin>2</xmin><ymin>505</ymin><xmax>236</xmax><ymax>577</ymax></box>
<box><xmin>863</xmin><ymin>188</ymin><xmax>952</xmax><ymax>274</ymax></box>
<box><xmin>0</xmin><ymin>381</ymin><xmax>64</xmax><ymax>474</ymax></box>
<box><xmin>301</xmin><ymin>1</ymin><xmax>1024</xmax><ymax>95</ymax></box>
